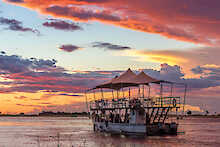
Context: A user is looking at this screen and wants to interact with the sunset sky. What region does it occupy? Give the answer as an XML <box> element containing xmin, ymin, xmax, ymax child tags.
<box><xmin>0</xmin><ymin>0</ymin><xmax>220</xmax><ymax>114</ymax></box>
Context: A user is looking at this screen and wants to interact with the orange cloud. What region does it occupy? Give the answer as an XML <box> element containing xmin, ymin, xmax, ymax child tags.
<box><xmin>4</xmin><ymin>0</ymin><xmax>220</xmax><ymax>45</ymax></box>
<box><xmin>122</xmin><ymin>47</ymin><xmax>220</xmax><ymax>78</ymax></box>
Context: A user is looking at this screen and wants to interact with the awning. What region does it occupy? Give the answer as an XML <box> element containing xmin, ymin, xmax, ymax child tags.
<box><xmin>88</xmin><ymin>68</ymin><xmax>174</xmax><ymax>91</ymax></box>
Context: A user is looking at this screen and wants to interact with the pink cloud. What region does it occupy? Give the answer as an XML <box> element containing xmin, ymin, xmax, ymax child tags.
<box><xmin>4</xmin><ymin>0</ymin><xmax>220</xmax><ymax>45</ymax></box>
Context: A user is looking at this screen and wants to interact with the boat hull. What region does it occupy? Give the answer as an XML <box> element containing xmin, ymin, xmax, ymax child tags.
<box><xmin>93</xmin><ymin>122</ymin><xmax>178</xmax><ymax>136</ymax></box>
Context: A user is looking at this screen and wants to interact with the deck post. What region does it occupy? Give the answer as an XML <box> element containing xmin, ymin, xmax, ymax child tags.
<box><xmin>85</xmin><ymin>91</ymin><xmax>89</xmax><ymax>116</ymax></box>
<box><xmin>149</xmin><ymin>108</ymin><xmax>155</xmax><ymax>123</ymax></box>
<box><xmin>101</xmin><ymin>88</ymin><xmax>104</xmax><ymax>99</ymax></box>
<box><xmin>111</xmin><ymin>84</ymin><xmax>114</xmax><ymax>99</ymax></box>
<box><xmin>183</xmin><ymin>84</ymin><xmax>187</xmax><ymax>116</ymax></box>
<box><xmin>112</xmin><ymin>89</ymin><xmax>114</xmax><ymax>99</ymax></box>
<box><xmin>148</xmin><ymin>85</ymin><xmax>151</xmax><ymax>99</ymax></box>
<box><xmin>153</xmin><ymin>108</ymin><xmax>160</xmax><ymax>123</ymax></box>
<box><xmin>122</xmin><ymin>88</ymin><xmax>125</xmax><ymax>98</ymax></box>
<box><xmin>160</xmin><ymin>83</ymin><xmax>163</xmax><ymax>107</ymax></box>
<box><xmin>163</xmin><ymin>108</ymin><xmax>170</xmax><ymax>123</ymax></box>
<box><xmin>93</xmin><ymin>90</ymin><xmax>96</xmax><ymax>101</ymax></box>
<box><xmin>138</xmin><ymin>86</ymin><xmax>140</xmax><ymax>98</ymax></box>
<box><xmin>129</xmin><ymin>88</ymin><xmax>131</xmax><ymax>100</ymax></box>
<box><xmin>170</xmin><ymin>83</ymin><xmax>173</xmax><ymax>97</ymax></box>
<box><xmin>158</xmin><ymin>108</ymin><xmax>165</xmax><ymax>122</ymax></box>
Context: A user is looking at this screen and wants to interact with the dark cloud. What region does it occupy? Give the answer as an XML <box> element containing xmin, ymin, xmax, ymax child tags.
<box><xmin>45</xmin><ymin>6</ymin><xmax>121</xmax><ymax>22</ymax></box>
<box><xmin>1</xmin><ymin>53</ymin><xmax>220</xmax><ymax>95</ymax></box>
<box><xmin>43</xmin><ymin>19</ymin><xmax>82</xmax><ymax>31</ymax></box>
<box><xmin>58</xmin><ymin>93</ymin><xmax>83</xmax><ymax>97</ymax></box>
<box><xmin>75</xmin><ymin>0</ymin><xmax>109</xmax><ymax>3</ymax></box>
<box><xmin>191</xmin><ymin>65</ymin><xmax>220</xmax><ymax>82</ymax></box>
<box><xmin>40</xmin><ymin>102</ymin><xmax>52</xmax><ymax>105</ymax></box>
<box><xmin>0</xmin><ymin>54</ymin><xmax>117</xmax><ymax>93</ymax></box>
<box><xmin>0</xmin><ymin>17</ymin><xmax>40</xmax><ymax>35</ymax></box>
<box><xmin>59</xmin><ymin>44</ymin><xmax>82</xmax><ymax>52</ymax></box>
<box><xmin>92</xmin><ymin>42</ymin><xmax>131</xmax><ymax>51</ymax></box>
<box><xmin>143</xmin><ymin>63</ymin><xmax>220</xmax><ymax>90</ymax></box>
<box><xmin>6</xmin><ymin>0</ymin><xmax>24</xmax><ymax>3</ymax></box>
<box><xmin>6</xmin><ymin>0</ymin><xmax>220</xmax><ymax>45</ymax></box>
<box><xmin>14</xmin><ymin>96</ymin><xmax>27</xmax><ymax>99</ymax></box>
<box><xmin>16</xmin><ymin>104</ymin><xmax>42</xmax><ymax>107</ymax></box>
<box><xmin>191</xmin><ymin>66</ymin><xmax>204</xmax><ymax>74</ymax></box>
<box><xmin>0</xmin><ymin>54</ymin><xmax>58</xmax><ymax>74</ymax></box>
<box><xmin>192</xmin><ymin>66</ymin><xmax>220</xmax><ymax>76</ymax></box>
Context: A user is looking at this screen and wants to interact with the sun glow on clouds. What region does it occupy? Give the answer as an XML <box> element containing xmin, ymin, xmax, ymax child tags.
<box><xmin>123</xmin><ymin>50</ymin><xmax>187</xmax><ymax>66</ymax></box>
<box><xmin>0</xmin><ymin>91</ymin><xmax>84</xmax><ymax>114</ymax></box>
<box><xmin>4</xmin><ymin>0</ymin><xmax>220</xmax><ymax>45</ymax></box>
<box><xmin>2</xmin><ymin>0</ymin><xmax>220</xmax><ymax>114</ymax></box>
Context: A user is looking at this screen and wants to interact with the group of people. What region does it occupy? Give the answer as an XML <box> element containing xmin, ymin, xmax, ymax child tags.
<box><xmin>92</xmin><ymin>111</ymin><xmax>130</xmax><ymax>123</ymax></box>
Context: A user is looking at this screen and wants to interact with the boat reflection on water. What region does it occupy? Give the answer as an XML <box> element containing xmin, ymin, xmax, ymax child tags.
<box><xmin>86</xmin><ymin>68</ymin><xmax>187</xmax><ymax>136</ymax></box>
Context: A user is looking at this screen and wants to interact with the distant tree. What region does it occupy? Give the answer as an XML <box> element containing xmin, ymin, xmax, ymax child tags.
<box><xmin>187</xmin><ymin>110</ymin><xmax>192</xmax><ymax>115</ymax></box>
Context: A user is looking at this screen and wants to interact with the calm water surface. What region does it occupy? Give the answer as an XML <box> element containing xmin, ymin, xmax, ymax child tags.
<box><xmin>0</xmin><ymin>117</ymin><xmax>219</xmax><ymax>147</ymax></box>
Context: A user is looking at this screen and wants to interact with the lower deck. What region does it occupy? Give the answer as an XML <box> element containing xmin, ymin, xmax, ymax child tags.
<box><xmin>93</xmin><ymin>121</ymin><xmax>178</xmax><ymax>136</ymax></box>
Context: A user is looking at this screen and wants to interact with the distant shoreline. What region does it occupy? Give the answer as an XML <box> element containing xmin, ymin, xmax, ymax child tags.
<box><xmin>0</xmin><ymin>114</ymin><xmax>219</xmax><ymax>118</ymax></box>
<box><xmin>184</xmin><ymin>115</ymin><xmax>220</xmax><ymax>118</ymax></box>
<box><xmin>0</xmin><ymin>115</ymin><xmax>89</xmax><ymax>117</ymax></box>
<box><xmin>0</xmin><ymin>111</ymin><xmax>89</xmax><ymax>117</ymax></box>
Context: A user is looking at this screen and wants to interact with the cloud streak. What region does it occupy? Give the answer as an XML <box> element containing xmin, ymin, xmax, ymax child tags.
<box><xmin>59</xmin><ymin>44</ymin><xmax>82</xmax><ymax>52</ymax></box>
<box><xmin>1</xmin><ymin>52</ymin><xmax>220</xmax><ymax>95</ymax></box>
<box><xmin>0</xmin><ymin>53</ymin><xmax>120</xmax><ymax>93</ymax></box>
<box><xmin>0</xmin><ymin>17</ymin><xmax>40</xmax><ymax>34</ymax></box>
<box><xmin>43</xmin><ymin>19</ymin><xmax>82</xmax><ymax>31</ymax></box>
<box><xmin>92</xmin><ymin>42</ymin><xmax>131</xmax><ymax>51</ymax></box>
<box><xmin>1</xmin><ymin>53</ymin><xmax>220</xmax><ymax>113</ymax></box>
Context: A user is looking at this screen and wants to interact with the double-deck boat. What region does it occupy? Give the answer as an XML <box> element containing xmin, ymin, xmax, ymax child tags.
<box><xmin>85</xmin><ymin>68</ymin><xmax>186</xmax><ymax>136</ymax></box>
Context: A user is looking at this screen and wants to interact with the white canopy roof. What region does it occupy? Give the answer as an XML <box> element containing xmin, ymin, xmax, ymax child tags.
<box><xmin>131</xmin><ymin>71</ymin><xmax>160</xmax><ymax>84</ymax></box>
<box><xmin>89</xmin><ymin>68</ymin><xmax>172</xmax><ymax>91</ymax></box>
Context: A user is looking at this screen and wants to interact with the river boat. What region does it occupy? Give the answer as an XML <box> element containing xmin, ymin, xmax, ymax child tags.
<box><xmin>85</xmin><ymin>69</ymin><xmax>187</xmax><ymax>136</ymax></box>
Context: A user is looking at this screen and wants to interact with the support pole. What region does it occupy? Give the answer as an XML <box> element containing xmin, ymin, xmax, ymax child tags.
<box><xmin>122</xmin><ymin>88</ymin><xmax>125</xmax><ymax>98</ymax></box>
<box><xmin>153</xmin><ymin>108</ymin><xmax>160</xmax><ymax>123</ymax></box>
<box><xmin>163</xmin><ymin>108</ymin><xmax>170</xmax><ymax>123</ymax></box>
<box><xmin>142</xmin><ymin>85</ymin><xmax>144</xmax><ymax>98</ymax></box>
<box><xmin>160</xmin><ymin>83</ymin><xmax>163</xmax><ymax>107</ymax></box>
<box><xmin>85</xmin><ymin>91</ymin><xmax>89</xmax><ymax>116</ymax></box>
<box><xmin>148</xmin><ymin>85</ymin><xmax>151</xmax><ymax>99</ymax></box>
<box><xmin>170</xmin><ymin>83</ymin><xmax>173</xmax><ymax>97</ymax></box>
<box><xmin>101</xmin><ymin>88</ymin><xmax>104</xmax><ymax>99</ymax></box>
<box><xmin>138</xmin><ymin>86</ymin><xmax>140</xmax><ymax>98</ymax></box>
<box><xmin>160</xmin><ymin>83</ymin><xmax>163</xmax><ymax>98</ymax></box>
<box><xmin>93</xmin><ymin>90</ymin><xmax>96</xmax><ymax>101</ymax></box>
<box><xmin>183</xmin><ymin>84</ymin><xmax>187</xmax><ymax>116</ymax></box>
<box><xmin>112</xmin><ymin>89</ymin><xmax>114</xmax><ymax>99</ymax></box>
<box><xmin>129</xmin><ymin>88</ymin><xmax>131</xmax><ymax>100</ymax></box>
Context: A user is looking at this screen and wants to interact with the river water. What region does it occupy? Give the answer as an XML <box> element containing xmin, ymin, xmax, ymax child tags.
<box><xmin>0</xmin><ymin>117</ymin><xmax>219</xmax><ymax>147</ymax></box>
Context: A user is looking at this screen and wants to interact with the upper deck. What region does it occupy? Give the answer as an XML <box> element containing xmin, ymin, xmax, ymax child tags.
<box><xmin>86</xmin><ymin>68</ymin><xmax>186</xmax><ymax>115</ymax></box>
<box><xmin>89</xmin><ymin>96</ymin><xmax>181</xmax><ymax>111</ymax></box>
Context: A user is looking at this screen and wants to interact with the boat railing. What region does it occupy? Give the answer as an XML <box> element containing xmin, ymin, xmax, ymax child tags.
<box><xmin>89</xmin><ymin>96</ymin><xmax>181</xmax><ymax>110</ymax></box>
<box><xmin>145</xmin><ymin>97</ymin><xmax>181</xmax><ymax>108</ymax></box>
